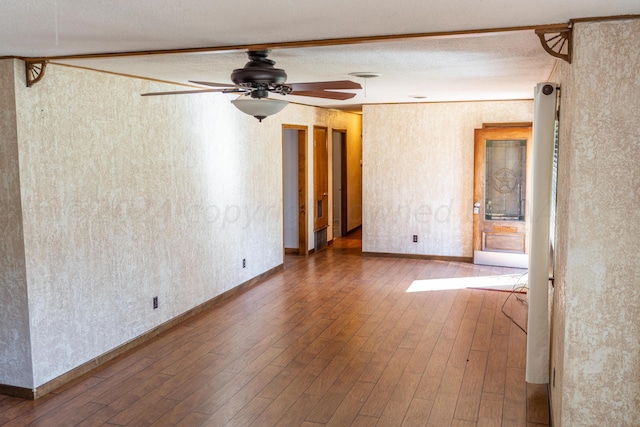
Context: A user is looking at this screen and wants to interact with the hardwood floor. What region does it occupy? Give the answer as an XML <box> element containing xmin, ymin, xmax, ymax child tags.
<box><xmin>0</xmin><ymin>232</ymin><xmax>549</xmax><ymax>426</ymax></box>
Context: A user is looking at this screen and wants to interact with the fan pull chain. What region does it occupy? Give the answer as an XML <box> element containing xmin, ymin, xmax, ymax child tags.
<box><xmin>347</xmin><ymin>72</ymin><xmax>381</xmax><ymax>99</ymax></box>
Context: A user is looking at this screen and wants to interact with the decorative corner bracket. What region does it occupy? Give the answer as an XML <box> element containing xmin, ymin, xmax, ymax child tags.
<box><xmin>535</xmin><ymin>26</ymin><xmax>572</xmax><ymax>63</ymax></box>
<box><xmin>25</xmin><ymin>60</ymin><xmax>47</xmax><ymax>87</ymax></box>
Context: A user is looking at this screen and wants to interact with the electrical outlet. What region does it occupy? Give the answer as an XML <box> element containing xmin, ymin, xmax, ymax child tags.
<box><xmin>413</xmin><ymin>235</ymin><xmax>418</xmax><ymax>243</ymax></box>
<box><xmin>153</xmin><ymin>296</ymin><xmax>158</xmax><ymax>309</ymax></box>
<box><xmin>242</xmin><ymin>258</ymin><xmax>246</xmax><ymax>268</ymax></box>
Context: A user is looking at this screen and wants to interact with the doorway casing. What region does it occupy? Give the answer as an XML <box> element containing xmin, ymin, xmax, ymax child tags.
<box><xmin>332</xmin><ymin>129</ymin><xmax>348</xmax><ymax>238</ymax></box>
<box><xmin>282</xmin><ymin>125</ymin><xmax>308</xmax><ymax>256</ymax></box>
<box><xmin>473</xmin><ymin>124</ymin><xmax>533</xmax><ymax>268</ymax></box>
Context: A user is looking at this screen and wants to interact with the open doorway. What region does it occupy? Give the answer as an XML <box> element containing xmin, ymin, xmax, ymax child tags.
<box><xmin>283</xmin><ymin>125</ymin><xmax>307</xmax><ymax>256</ymax></box>
<box><xmin>332</xmin><ymin>130</ymin><xmax>348</xmax><ymax>238</ymax></box>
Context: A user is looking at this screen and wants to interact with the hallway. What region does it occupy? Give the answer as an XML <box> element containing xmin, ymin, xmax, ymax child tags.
<box><xmin>0</xmin><ymin>233</ymin><xmax>549</xmax><ymax>426</ymax></box>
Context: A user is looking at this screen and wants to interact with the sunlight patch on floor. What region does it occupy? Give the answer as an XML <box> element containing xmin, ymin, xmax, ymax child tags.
<box><xmin>407</xmin><ymin>273</ymin><xmax>528</xmax><ymax>293</ymax></box>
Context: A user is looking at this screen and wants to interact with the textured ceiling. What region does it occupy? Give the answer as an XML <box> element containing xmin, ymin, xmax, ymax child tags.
<box><xmin>2</xmin><ymin>1</ymin><xmax>639</xmax><ymax>109</ymax></box>
<box><xmin>54</xmin><ymin>31</ymin><xmax>556</xmax><ymax>109</ymax></box>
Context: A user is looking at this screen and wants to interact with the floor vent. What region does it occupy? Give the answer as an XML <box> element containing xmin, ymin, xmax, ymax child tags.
<box><xmin>315</xmin><ymin>227</ymin><xmax>328</xmax><ymax>251</ymax></box>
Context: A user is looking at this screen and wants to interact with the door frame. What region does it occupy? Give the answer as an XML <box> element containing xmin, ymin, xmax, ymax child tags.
<box><xmin>473</xmin><ymin>124</ymin><xmax>533</xmax><ymax>268</ymax></box>
<box><xmin>313</xmin><ymin>126</ymin><xmax>329</xmax><ymax>233</ymax></box>
<box><xmin>282</xmin><ymin>125</ymin><xmax>308</xmax><ymax>256</ymax></box>
<box><xmin>332</xmin><ymin>129</ymin><xmax>348</xmax><ymax>238</ymax></box>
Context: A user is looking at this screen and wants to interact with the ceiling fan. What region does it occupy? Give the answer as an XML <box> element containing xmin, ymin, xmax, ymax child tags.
<box><xmin>141</xmin><ymin>50</ymin><xmax>362</xmax><ymax>121</ymax></box>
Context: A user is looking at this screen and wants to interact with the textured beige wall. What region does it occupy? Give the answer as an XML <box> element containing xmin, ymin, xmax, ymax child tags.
<box><xmin>551</xmin><ymin>19</ymin><xmax>640</xmax><ymax>426</ymax></box>
<box><xmin>550</xmin><ymin>59</ymin><xmax>569</xmax><ymax>427</ymax></box>
<box><xmin>0</xmin><ymin>60</ymin><xmax>33</xmax><ymax>388</ymax></box>
<box><xmin>4</xmin><ymin>60</ymin><xmax>360</xmax><ymax>388</ymax></box>
<box><xmin>362</xmin><ymin>101</ymin><xmax>533</xmax><ymax>257</ymax></box>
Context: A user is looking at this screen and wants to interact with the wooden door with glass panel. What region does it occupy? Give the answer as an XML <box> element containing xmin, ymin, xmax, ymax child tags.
<box><xmin>473</xmin><ymin>126</ymin><xmax>532</xmax><ymax>266</ymax></box>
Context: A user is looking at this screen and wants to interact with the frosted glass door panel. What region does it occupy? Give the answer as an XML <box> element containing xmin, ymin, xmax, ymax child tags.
<box><xmin>484</xmin><ymin>139</ymin><xmax>526</xmax><ymax>221</ymax></box>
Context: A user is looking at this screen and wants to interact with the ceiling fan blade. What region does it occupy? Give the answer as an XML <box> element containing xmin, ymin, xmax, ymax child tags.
<box><xmin>289</xmin><ymin>90</ymin><xmax>357</xmax><ymax>100</ymax></box>
<box><xmin>188</xmin><ymin>80</ymin><xmax>238</xmax><ymax>88</ymax></box>
<box><xmin>289</xmin><ymin>80</ymin><xmax>362</xmax><ymax>91</ymax></box>
<box><xmin>141</xmin><ymin>88</ymin><xmax>241</xmax><ymax>96</ymax></box>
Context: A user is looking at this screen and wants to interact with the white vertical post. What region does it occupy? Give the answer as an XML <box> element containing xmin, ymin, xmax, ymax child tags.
<box><xmin>526</xmin><ymin>82</ymin><xmax>557</xmax><ymax>384</ymax></box>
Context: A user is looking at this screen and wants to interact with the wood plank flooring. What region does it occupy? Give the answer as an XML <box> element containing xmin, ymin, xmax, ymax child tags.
<box><xmin>0</xmin><ymin>231</ymin><xmax>549</xmax><ymax>426</ymax></box>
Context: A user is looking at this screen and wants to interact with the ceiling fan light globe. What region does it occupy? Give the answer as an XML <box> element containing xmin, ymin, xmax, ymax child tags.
<box><xmin>231</xmin><ymin>98</ymin><xmax>289</xmax><ymax>122</ymax></box>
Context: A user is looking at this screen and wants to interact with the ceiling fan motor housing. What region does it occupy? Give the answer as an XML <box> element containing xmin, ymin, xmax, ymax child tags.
<box><xmin>231</xmin><ymin>50</ymin><xmax>288</xmax><ymax>98</ymax></box>
<box><xmin>141</xmin><ymin>49</ymin><xmax>358</xmax><ymax>103</ymax></box>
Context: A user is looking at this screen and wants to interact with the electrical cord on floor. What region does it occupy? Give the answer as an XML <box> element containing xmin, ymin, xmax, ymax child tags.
<box><xmin>501</xmin><ymin>272</ymin><xmax>528</xmax><ymax>334</ymax></box>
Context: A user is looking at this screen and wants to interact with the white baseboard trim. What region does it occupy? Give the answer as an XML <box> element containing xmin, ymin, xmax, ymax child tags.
<box><xmin>474</xmin><ymin>250</ymin><xmax>528</xmax><ymax>269</ymax></box>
